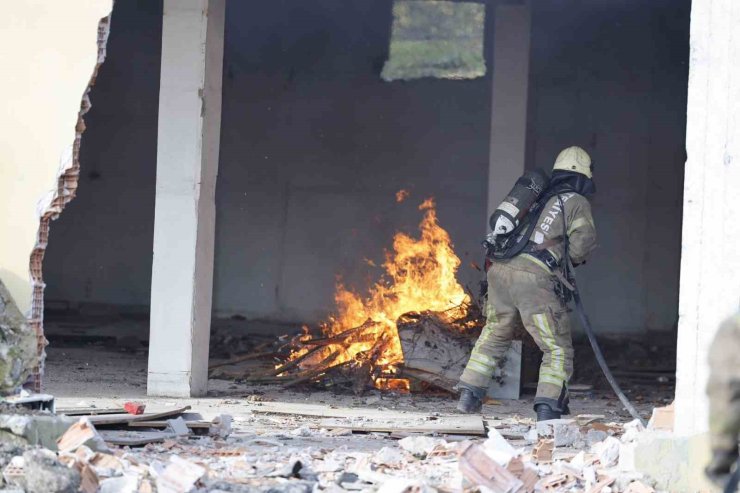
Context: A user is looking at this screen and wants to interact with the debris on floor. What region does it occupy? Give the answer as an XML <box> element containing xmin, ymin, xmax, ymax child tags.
<box><xmin>0</xmin><ymin>396</ymin><xmax>675</xmax><ymax>493</ymax></box>
<box><xmin>123</xmin><ymin>402</ymin><xmax>146</xmax><ymax>416</ymax></box>
<box><xmin>646</xmin><ymin>402</ymin><xmax>674</xmax><ymax>432</ymax></box>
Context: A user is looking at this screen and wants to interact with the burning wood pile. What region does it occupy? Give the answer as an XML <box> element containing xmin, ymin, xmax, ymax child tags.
<box><xmin>262</xmin><ymin>305</ymin><xmax>484</xmax><ymax>394</ymax></box>
<box><xmin>246</xmin><ymin>198</ymin><xmax>489</xmax><ymax>394</ymax></box>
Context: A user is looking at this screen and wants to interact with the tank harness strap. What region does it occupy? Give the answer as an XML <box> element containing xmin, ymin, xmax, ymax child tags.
<box><xmin>524</xmin><ymin>241</ymin><xmax>576</xmax><ymax>291</ymax></box>
<box><xmin>524</xmin><ymin>241</ymin><xmax>560</xmax><ymax>270</ymax></box>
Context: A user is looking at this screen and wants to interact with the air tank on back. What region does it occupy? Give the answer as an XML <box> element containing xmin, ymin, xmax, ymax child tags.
<box><xmin>489</xmin><ymin>168</ymin><xmax>550</xmax><ymax>236</ymax></box>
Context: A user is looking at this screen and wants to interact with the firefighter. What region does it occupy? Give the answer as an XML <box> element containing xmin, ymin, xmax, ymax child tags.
<box><xmin>457</xmin><ymin>146</ymin><xmax>598</xmax><ymax>421</ymax></box>
<box><xmin>705</xmin><ymin>313</ymin><xmax>740</xmax><ymax>485</ymax></box>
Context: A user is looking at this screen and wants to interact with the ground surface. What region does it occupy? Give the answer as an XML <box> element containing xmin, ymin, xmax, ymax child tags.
<box><xmin>42</xmin><ymin>310</ymin><xmax>675</xmax><ymax>442</ymax></box>
<box><xmin>44</xmin><ymin>344</ymin><xmax>668</xmax><ymax>425</ymax></box>
<box><xmin>27</xmin><ymin>340</ymin><xmax>677</xmax><ymax>491</ymax></box>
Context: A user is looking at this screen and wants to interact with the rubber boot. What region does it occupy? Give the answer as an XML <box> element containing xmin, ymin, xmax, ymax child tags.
<box><xmin>456</xmin><ymin>388</ymin><xmax>483</xmax><ymax>414</ymax></box>
<box><xmin>535</xmin><ymin>403</ymin><xmax>561</xmax><ymax>421</ymax></box>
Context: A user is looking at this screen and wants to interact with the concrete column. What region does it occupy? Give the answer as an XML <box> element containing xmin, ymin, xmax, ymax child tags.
<box><xmin>147</xmin><ymin>0</ymin><xmax>225</xmax><ymax>397</ymax></box>
<box><xmin>487</xmin><ymin>4</ymin><xmax>531</xmax><ymax>219</ymax></box>
<box><xmin>675</xmin><ymin>0</ymin><xmax>740</xmax><ymax>436</ymax></box>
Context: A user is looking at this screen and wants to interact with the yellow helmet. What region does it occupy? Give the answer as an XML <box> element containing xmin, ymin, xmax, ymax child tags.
<box><xmin>553</xmin><ymin>146</ymin><xmax>592</xmax><ymax>178</ymax></box>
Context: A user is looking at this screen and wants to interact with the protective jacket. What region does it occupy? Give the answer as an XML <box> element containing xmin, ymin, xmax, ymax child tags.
<box><xmin>520</xmin><ymin>192</ymin><xmax>597</xmax><ymax>272</ymax></box>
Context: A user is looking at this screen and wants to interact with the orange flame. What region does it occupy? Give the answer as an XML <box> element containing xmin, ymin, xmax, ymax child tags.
<box><xmin>290</xmin><ymin>198</ymin><xmax>470</xmax><ymax>389</ymax></box>
<box><xmin>396</xmin><ymin>189</ymin><xmax>410</xmax><ymax>203</ymax></box>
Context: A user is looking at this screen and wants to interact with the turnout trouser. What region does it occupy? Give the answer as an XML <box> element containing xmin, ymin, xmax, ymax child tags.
<box><xmin>459</xmin><ymin>258</ymin><xmax>574</xmax><ymax>412</ymax></box>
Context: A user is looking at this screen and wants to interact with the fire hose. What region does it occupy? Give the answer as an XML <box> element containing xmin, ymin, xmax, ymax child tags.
<box><xmin>568</xmin><ymin>267</ymin><xmax>645</xmax><ymax>425</ymax></box>
<box><xmin>557</xmin><ymin>195</ymin><xmax>645</xmax><ymax>426</ymax></box>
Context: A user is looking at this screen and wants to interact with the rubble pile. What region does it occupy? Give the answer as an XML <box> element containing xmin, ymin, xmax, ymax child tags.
<box><xmin>0</xmin><ymin>280</ymin><xmax>38</xmax><ymax>394</ymax></box>
<box><xmin>0</xmin><ymin>399</ymin><xmax>670</xmax><ymax>493</ymax></box>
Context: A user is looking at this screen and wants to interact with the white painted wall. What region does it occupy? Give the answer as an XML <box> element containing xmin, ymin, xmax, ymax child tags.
<box><xmin>674</xmin><ymin>0</ymin><xmax>740</xmax><ymax>437</ymax></box>
<box><xmin>0</xmin><ymin>0</ymin><xmax>113</xmax><ymax>313</ymax></box>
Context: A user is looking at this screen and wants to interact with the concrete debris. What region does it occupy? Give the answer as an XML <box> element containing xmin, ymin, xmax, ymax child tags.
<box><xmin>0</xmin><ymin>411</ymin><xmax>75</xmax><ymax>449</ymax></box>
<box><xmin>77</xmin><ymin>462</ymin><xmax>99</xmax><ymax>493</ymax></box>
<box><xmin>614</xmin><ymin>473</ymin><xmax>651</xmax><ymax>492</ymax></box>
<box><xmin>617</xmin><ymin>442</ymin><xmax>637</xmax><ymax>472</ymax></box>
<box><xmin>0</xmin><ymin>400</ymin><xmax>682</xmax><ymax>493</ymax></box>
<box><xmin>483</xmin><ymin>428</ymin><xmax>518</xmax><ymax>465</ymax></box>
<box><xmin>506</xmin><ymin>457</ymin><xmax>539</xmax><ymax>493</ymax></box>
<box><xmin>524</xmin><ymin>428</ymin><xmax>538</xmax><ymax>444</ymax></box>
<box><xmin>584</xmin><ymin>465</ymin><xmax>597</xmax><ymax>485</ymax></box>
<box><xmin>98</xmin><ymin>475</ymin><xmax>140</xmax><ymax>493</ymax></box>
<box><xmin>0</xmin><ymin>280</ymin><xmax>37</xmax><ymax>395</ymax></box>
<box><xmin>372</xmin><ymin>447</ymin><xmax>409</xmax><ymax>468</ymax></box>
<box><xmin>89</xmin><ymin>451</ymin><xmax>123</xmax><ymax>474</ymax></box>
<box><xmin>157</xmin><ymin>455</ymin><xmax>206</xmax><ymax>493</ymax></box>
<box><xmin>166</xmin><ymin>417</ymin><xmax>191</xmax><ymax>437</ymax></box>
<box><xmin>533</xmin><ymin>438</ymin><xmax>554</xmax><ymax>462</ymax></box>
<box><xmin>646</xmin><ymin>403</ymin><xmax>673</xmax><ymax>432</ymax></box>
<box><xmin>621</xmin><ymin>419</ymin><xmax>646</xmax><ymax>443</ymax></box>
<box><xmin>586</xmin><ymin>476</ymin><xmax>615</xmax><ymax>493</ymax></box>
<box><xmin>210</xmin><ymin>414</ymin><xmax>233</xmax><ymax>438</ymax></box>
<box><xmin>536</xmin><ymin>418</ymin><xmax>571</xmax><ymax>437</ymax></box>
<box><xmin>554</xmin><ymin>423</ymin><xmax>584</xmax><ymax>448</ymax></box>
<box><xmin>623</xmin><ymin>479</ymin><xmax>655</xmax><ymax>493</ymax></box>
<box><xmin>0</xmin><ymin>443</ymin><xmax>26</xmax><ymax>471</ymax></box>
<box><xmin>23</xmin><ymin>448</ymin><xmax>81</xmax><ymax>493</ymax></box>
<box><xmin>568</xmin><ymin>450</ymin><xmax>586</xmax><ymax>471</ymax></box>
<box><xmin>56</xmin><ymin>417</ymin><xmax>108</xmax><ymax>453</ymax></box>
<box><xmin>586</xmin><ymin>429</ymin><xmax>609</xmax><ymax>447</ymax></box>
<box><xmin>376</xmin><ymin>477</ymin><xmax>437</xmax><ymax>493</ymax></box>
<box><xmin>539</xmin><ymin>473</ymin><xmax>571</xmax><ymax>490</ymax></box>
<box><xmin>397</xmin><ymin>435</ymin><xmax>446</xmax><ymax>457</ymax></box>
<box><xmin>290</xmin><ymin>425</ymin><xmax>313</xmax><ymax>437</ymax></box>
<box><xmin>2</xmin><ymin>455</ymin><xmax>24</xmax><ymax>487</ymax></box>
<box><xmin>593</xmin><ymin>436</ymin><xmax>621</xmax><ymax>468</ymax></box>
<box><xmin>459</xmin><ymin>442</ymin><xmax>523</xmax><ymax>493</ymax></box>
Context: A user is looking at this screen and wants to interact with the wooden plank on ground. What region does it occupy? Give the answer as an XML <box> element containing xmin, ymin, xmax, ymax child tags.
<box><xmin>57</xmin><ymin>407</ymin><xmax>126</xmax><ymax>416</ymax></box>
<box><xmin>316</xmin><ymin>415</ymin><xmax>485</xmax><ymax>436</ymax></box>
<box><xmin>128</xmin><ymin>420</ymin><xmax>211</xmax><ymax>429</ymax></box>
<box><xmin>86</xmin><ymin>406</ymin><xmax>191</xmax><ymax>426</ymax></box>
<box><xmin>249</xmin><ymin>401</ymin><xmax>486</xmax><ymax>434</ymax></box>
<box><xmin>249</xmin><ymin>401</ymin><xmax>450</xmax><ymax>420</ymax></box>
<box><xmin>98</xmin><ymin>430</ymin><xmax>173</xmax><ymax>446</ymax></box>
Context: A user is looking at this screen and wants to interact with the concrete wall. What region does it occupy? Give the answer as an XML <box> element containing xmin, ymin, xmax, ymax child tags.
<box><xmin>44</xmin><ymin>0</ymin><xmax>690</xmax><ymax>333</ymax></box>
<box><xmin>44</xmin><ymin>0</ymin><xmax>490</xmax><ymax>323</ymax></box>
<box><xmin>43</xmin><ymin>0</ymin><xmax>162</xmax><ymax>311</ymax></box>
<box><xmin>0</xmin><ymin>0</ymin><xmax>113</xmax><ymax>313</ymax></box>
<box><xmin>527</xmin><ymin>0</ymin><xmax>689</xmax><ymax>333</ymax></box>
<box><xmin>675</xmin><ymin>0</ymin><xmax>740</xmax><ymax>437</ymax></box>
